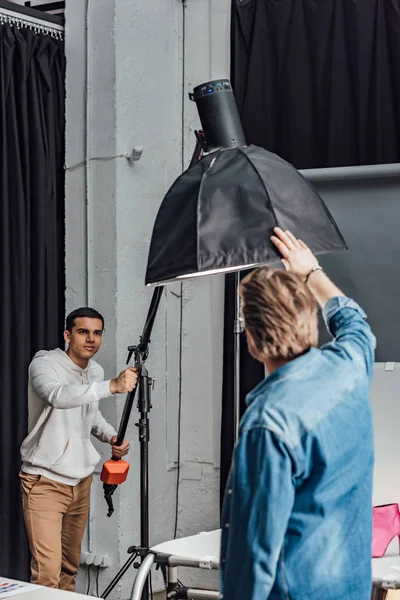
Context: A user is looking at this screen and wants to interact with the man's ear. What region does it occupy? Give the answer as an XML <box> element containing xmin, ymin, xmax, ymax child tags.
<box><xmin>63</xmin><ymin>330</ymin><xmax>70</xmax><ymax>344</ymax></box>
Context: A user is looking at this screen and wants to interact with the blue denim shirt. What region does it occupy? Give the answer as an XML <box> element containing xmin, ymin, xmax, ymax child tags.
<box><xmin>220</xmin><ymin>297</ymin><xmax>376</xmax><ymax>600</ymax></box>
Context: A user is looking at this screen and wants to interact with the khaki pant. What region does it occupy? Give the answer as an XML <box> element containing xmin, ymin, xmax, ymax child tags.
<box><xmin>373</xmin><ymin>591</ymin><xmax>400</xmax><ymax>600</ymax></box>
<box><xmin>20</xmin><ymin>471</ymin><xmax>92</xmax><ymax>592</ymax></box>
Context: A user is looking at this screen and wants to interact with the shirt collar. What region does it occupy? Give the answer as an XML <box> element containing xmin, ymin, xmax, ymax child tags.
<box><xmin>246</xmin><ymin>347</ymin><xmax>319</xmax><ymax>407</ymax></box>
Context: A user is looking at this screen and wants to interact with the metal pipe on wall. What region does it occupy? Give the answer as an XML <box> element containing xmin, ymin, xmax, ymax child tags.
<box><xmin>301</xmin><ymin>163</ymin><xmax>400</xmax><ymax>183</ymax></box>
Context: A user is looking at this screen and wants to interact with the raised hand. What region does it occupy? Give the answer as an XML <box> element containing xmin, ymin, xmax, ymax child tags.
<box><xmin>270</xmin><ymin>227</ymin><xmax>319</xmax><ymax>278</ymax></box>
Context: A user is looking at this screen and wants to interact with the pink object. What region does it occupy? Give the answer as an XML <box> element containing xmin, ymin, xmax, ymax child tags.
<box><xmin>373</xmin><ymin>504</ymin><xmax>400</xmax><ymax>558</ymax></box>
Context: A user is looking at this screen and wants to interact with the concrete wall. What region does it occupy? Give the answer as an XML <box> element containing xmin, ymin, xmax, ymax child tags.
<box><xmin>65</xmin><ymin>0</ymin><xmax>230</xmax><ymax>596</ymax></box>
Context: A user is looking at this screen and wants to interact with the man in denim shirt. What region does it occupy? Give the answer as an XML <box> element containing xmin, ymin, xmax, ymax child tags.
<box><xmin>220</xmin><ymin>228</ymin><xmax>376</xmax><ymax>600</ymax></box>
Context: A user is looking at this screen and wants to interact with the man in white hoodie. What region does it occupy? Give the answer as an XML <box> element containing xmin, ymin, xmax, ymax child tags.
<box><xmin>19</xmin><ymin>307</ymin><xmax>137</xmax><ymax>592</ymax></box>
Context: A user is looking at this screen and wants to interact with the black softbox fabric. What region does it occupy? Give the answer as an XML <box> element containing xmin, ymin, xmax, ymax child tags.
<box><xmin>0</xmin><ymin>24</ymin><xmax>65</xmax><ymax>580</ymax></box>
<box><xmin>145</xmin><ymin>145</ymin><xmax>346</xmax><ymax>285</ymax></box>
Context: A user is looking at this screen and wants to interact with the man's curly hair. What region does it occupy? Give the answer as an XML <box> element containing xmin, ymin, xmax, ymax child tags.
<box><xmin>240</xmin><ymin>266</ymin><xmax>318</xmax><ymax>361</ymax></box>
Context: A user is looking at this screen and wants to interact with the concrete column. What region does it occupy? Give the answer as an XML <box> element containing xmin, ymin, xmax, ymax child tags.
<box><xmin>65</xmin><ymin>0</ymin><xmax>231</xmax><ymax>596</ymax></box>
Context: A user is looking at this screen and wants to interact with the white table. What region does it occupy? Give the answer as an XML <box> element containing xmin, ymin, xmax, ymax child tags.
<box><xmin>152</xmin><ymin>529</ymin><xmax>221</xmax><ymax>564</ymax></box>
<box><xmin>131</xmin><ymin>530</ymin><xmax>221</xmax><ymax>600</ymax></box>
<box><xmin>373</xmin><ymin>554</ymin><xmax>400</xmax><ymax>589</ymax></box>
<box><xmin>0</xmin><ymin>578</ymin><xmax>94</xmax><ymax>599</ymax></box>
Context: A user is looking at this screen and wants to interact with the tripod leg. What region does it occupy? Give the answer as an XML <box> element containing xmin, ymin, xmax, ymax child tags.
<box><xmin>167</xmin><ymin>566</ymin><xmax>178</xmax><ymax>593</ymax></box>
<box><xmin>185</xmin><ymin>590</ymin><xmax>220</xmax><ymax>599</ymax></box>
<box><xmin>100</xmin><ymin>551</ymin><xmax>138</xmax><ymax>599</ymax></box>
<box><xmin>141</xmin><ymin>427</ymin><xmax>149</xmax><ymax>600</ymax></box>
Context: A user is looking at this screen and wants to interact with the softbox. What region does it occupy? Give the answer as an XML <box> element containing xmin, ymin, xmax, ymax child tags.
<box><xmin>145</xmin><ymin>144</ymin><xmax>347</xmax><ymax>285</ymax></box>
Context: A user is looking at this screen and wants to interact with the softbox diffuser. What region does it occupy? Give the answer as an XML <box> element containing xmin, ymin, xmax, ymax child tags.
<box><xmin>145</xmin><ymin>144</ymin><xmax>347</xmax><ymax>285</ymax></box>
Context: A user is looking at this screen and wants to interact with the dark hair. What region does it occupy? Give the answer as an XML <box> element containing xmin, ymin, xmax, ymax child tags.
<box><xmin>65</xmin><ymin>307</ymin><xmax>105</xmax><ymax>333</ymax></box>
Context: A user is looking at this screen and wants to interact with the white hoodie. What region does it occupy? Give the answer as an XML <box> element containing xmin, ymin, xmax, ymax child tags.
<box><xmin>20</xmin><ymin>348</ymin><xmax>117</xmax><ymax>485</ymax></box>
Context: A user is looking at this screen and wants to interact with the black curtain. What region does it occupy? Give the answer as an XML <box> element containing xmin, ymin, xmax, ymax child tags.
<box><xmin>0</xmin><ymin>23</ymin><xmax>65</xmax><ymax>580</ymax></box>
<box><xmin>231</xmin><ymin>0</ymin><xmax>400</xmax><ymax>170</ymax></box>
<box><xmin>221</xmin><ymin>0</ymin><xmax>400</xmax><ymax>506</ymax></box>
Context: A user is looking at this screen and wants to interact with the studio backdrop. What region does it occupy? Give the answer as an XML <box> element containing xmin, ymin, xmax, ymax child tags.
<box><xmin>0</xmin><ymin>21</ymin><xmax>65</xmax><ymax>580</ymax></box>
<box><xmin>221</xmin><ymin>0</ymin><xmax>400</xmax><ymax>504</ymax></box>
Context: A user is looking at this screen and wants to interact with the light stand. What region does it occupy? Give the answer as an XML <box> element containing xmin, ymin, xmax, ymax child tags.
<box><xmin>233</xmin><ymin>271</ymin><xmax>242</xmax><ymax>441</ymax></box>
<box><xmin>101</xmin><ymin>286</ymin><xmax>164</xmax><ymax>600</ymax></box>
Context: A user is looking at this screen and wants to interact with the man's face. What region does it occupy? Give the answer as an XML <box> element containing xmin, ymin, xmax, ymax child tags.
<box><xmin>64</xmin><ymin>317</ymin><xmax>103</xmax><ymax>361</ymax></box>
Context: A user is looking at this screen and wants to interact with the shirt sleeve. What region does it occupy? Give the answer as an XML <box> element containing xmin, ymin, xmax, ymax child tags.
<box><xmin>91</xmin><ymin>410</ymin><xmax>117</xmax><ymax>443</ymax></box>
<box><xmin>29</xmin><ymin>357</ymin><xmax>113</xmax><ymax>409</ymax></box>
<box><xmin>220</xmin><ymin>427</ymin><xmax>295</xmax><ymax>600</ymax></box>
<box><xmin>322</xmin><ymin>296</ymin><xmax>376</xmax><ymax>376</ymax></box>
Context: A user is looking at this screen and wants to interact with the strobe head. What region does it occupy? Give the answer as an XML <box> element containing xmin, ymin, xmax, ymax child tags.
<box><xmin>189</xmin><ymin>80</ymin><xmax>246</xmax><ymax>153</ymax></box>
